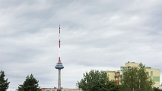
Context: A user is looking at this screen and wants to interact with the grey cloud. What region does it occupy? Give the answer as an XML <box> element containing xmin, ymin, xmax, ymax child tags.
<box><xmin>0</xmin><ymin>0</ymin><xmax>162</xmax><ymax>91</ymax></box>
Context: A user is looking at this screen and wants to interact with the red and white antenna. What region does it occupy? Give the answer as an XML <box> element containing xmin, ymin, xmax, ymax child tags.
<box><xmin>58</xmin><ymin>25</ymin><xmax>61</xmax><ymax>63</ymax></box>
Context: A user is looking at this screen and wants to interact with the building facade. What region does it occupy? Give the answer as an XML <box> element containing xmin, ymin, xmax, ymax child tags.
<box><xmin>145</xmin><ymin>67</ymin><xmax>160</xmax><ymax>87</ymax></box>
<box><xmin>107</xmin><ymin>71</ymin><xmax>121</xmax><ymax>85</ymax></box>
<box><xmin>107</xmin><ymin>62</ymin><xmax>160</xmax><ymax>87</ymax></box>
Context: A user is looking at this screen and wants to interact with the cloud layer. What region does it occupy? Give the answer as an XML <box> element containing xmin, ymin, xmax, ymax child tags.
<box><xmin>0</xmin><ymin>0</ymin><xmax>162</xmax><ymax>90</ymax></box>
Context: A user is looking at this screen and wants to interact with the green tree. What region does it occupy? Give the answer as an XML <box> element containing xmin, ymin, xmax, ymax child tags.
<box><xmin>121</xmin><ymin>63</ymin><xmax>153</xmax><ymax>91</ymax></box>
<box><xmin>0</xmin><ymin>71</ymin><xmax>10</xmax><ymax>91</ymax></box>
<box><xmin>153</xmin><ymin>88</ymin><xmax>162</xmax><ymax>91</ymax></box>
<box><xmin>153</xmin><ymin>87</ymin><xmax>162</xmax><ymax>91</ymax></box>
<box><xmin>18</xmin><ymin>74</ymin><xmax>40</xmax><ymax>91</ymax></box>
<box><xmin>77</xmin><ymin>70</ymin><xmax>119</xmax><ymax>91</ymax></box>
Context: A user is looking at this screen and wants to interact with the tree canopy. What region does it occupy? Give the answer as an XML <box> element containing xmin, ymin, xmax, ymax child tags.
<box><xmin>0</xmin><ymin>71</ymin><xmax>10</xmax><ymax>91</ymax></box>
<box><xmin>18</xmin><ymin>74</ymin><xmax>40</xmax><ymax>91</ymax></box>
<box><xmin>121</xmin><ymin>63</ymin><xmax>153</xmax><ymax>91</ymax></box>
<box><xmin>77</xmin><ymin>70</ymin><xmax>119</xmax><ymax>91</ymax></box>
<box><xmin>77</xmin><ymin>63</ymin><xmax>156</xmax><ymax>91</ymax></box>
<box><xmin>153</xmin><ymin>87</ymin><xmax>162</xmax><ymax>91</ymax></box>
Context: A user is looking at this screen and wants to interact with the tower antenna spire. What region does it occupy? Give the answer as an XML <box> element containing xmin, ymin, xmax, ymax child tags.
<box><xmin>55</xmin><ymin>25</ymin><xmax>64</xmax><ymax>91</ymax></box>
<box><xmin>58</xmin><ymin>25</ymin><xmax>61</xmax><ymax>63</ymax></box>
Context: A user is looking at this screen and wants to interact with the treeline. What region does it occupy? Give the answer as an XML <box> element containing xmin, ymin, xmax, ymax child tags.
<box><xmin>1</xmin><ymin>63</ymin><xmax>162</xmax><ymax>91</ymax></box>
<box><xmin>77</xmin><ymin>63</ymin><xmax>162</xmax><ymax>91</ymax></box>
<box><xmin>0</xmin><ymin>71</ymin><xmax>40</xmax><ymax>91</ymax></box>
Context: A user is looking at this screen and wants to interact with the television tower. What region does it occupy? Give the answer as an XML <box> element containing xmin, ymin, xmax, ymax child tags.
<box><xmin>55</xmin><ymin>25</ymin><xmax>64</xmax><ymax>91</ymax></box>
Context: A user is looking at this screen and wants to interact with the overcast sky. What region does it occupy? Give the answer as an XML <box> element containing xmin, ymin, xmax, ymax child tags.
<box><xmin>0</xmin><ymin>0</ymin><xmax>162</xmax><ymax>90</ymax></box>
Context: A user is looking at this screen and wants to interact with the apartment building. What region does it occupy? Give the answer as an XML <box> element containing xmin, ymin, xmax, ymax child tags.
<box><xmin>107</xmin><ymin>71</ymin><xmax>121</xmax><ymax>85</ymax></box>
<box><xmin>107</xmin><ymin>62</ymin><xmax>160</xmax><ymax>87</ymax></box>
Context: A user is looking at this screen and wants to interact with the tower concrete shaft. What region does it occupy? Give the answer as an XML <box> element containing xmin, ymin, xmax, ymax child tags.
<box><xmin>58</xmin><ymin>69</ymin><xmax>61</xmax><ymax>90</ymax></box>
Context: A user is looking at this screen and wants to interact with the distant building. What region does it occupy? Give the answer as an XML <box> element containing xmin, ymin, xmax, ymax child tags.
<box><xmin>40</xmin><ymin>88</ymin><xmax>82</xmax><ymax>91</ymax></box>
<box><xmin>145</xmin><ymin>67</ymin><xmax>160</xmax><ymax>87</ymax></box>
<box><xmin>107</xmin><ymin>61</ymin><xmax>160</xmax><ymax>87</ymax></box>
<box><xmin>107</xmin><ymin>71</ymin><xmax>121</xmax><ymax>85</ymax></box>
